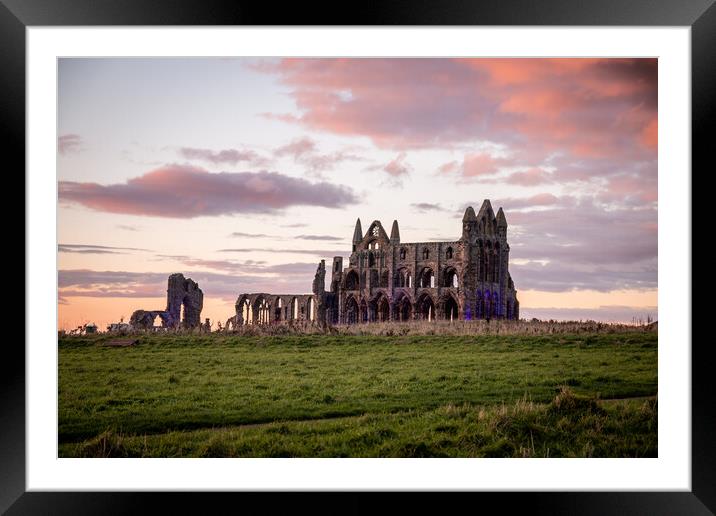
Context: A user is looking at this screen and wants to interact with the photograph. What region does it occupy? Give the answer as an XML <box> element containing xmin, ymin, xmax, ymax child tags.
<box><xmin>57</xmin><ymin>56</ymin><xmax>659</xmax><ymax>459</ymax></box>
<box><xmin>7</xmin><ymin>2</ymin><xmax>708</xmax><ymax>509</ymax></box>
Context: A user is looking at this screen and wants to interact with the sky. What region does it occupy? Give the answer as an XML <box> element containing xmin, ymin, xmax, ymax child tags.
<box><xmin>57</xmin><ymin>58</ymin><xmax>658</xmax><ymax>330</ymax></box>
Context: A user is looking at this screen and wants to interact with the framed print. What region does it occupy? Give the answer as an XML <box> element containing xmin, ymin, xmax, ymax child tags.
<box><xmin>7</xmin><ymin>0</ymin><xmax>712</xmax><ymax>513</ymax></box>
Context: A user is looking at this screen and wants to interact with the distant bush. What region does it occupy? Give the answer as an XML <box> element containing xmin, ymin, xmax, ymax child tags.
<box><xmin>62</xmin><ymin>318</ymin><xmax>657</xmax><ymax>341</ymax></box>
<box><xmin>218</xmin><ymin>319</ymin><xmax>657</xmax><ymax>337</ymax></box>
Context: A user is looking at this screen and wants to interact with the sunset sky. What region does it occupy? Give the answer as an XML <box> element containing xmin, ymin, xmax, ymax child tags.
<box><xmin>57</xmin><ymin>57</ymin><xmax>658</xmax><ymax>330</ymax></box>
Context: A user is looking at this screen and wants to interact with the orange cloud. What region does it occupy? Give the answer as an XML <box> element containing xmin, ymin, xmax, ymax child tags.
<box><xmin>641</xmin><ymin>118</ymin><xmax>658</xmax><ymax>149</ymax></box>
<box><xmin>258</xmin><ymin>57</ymin><xmax>657</xmax><ymax>169</ymax></box>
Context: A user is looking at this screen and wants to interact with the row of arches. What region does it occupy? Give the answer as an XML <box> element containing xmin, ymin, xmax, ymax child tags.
<box><xmin>343</xmin><ymin>267</ymin><xmax>461</xmax><ymax>291</ymax></box>
<box><xmin>341</xmin><ymin>289</ymin><xmax>516</xmax><ymax>324</ymax></box>
<box><xmin>234</xmin><ymin>290</ymin><xmax>517</xmax><ymax>326</ymax></box>
<box><xmin>237</xmin><ymin>295</ymin><xmax>315</xmax><ymax>325</ymax></box>
<box><xmin>344</xmin><ymin>257</ymin><xmax>503</xmax><ymax>293</ymax></box>
<box><xmin>398</xmin><ymin>246</ymin><xmax>455</xmax><ymax>261</ymax></box>
<box><xmin>400</xmin><ymin>247</ymin><xmax>503</xmax><ymax>285</ymax></box>
<box><xmin>359</xmin><ymin>249</ymin><xmax>384</xmax><ymax>268</ymax></box>
<box><xmin>344</xmin><ymin>269</ymin><xmax>392</xmax><ymax>290</ymax></box>
<box><xmin>343</xmin><ymin>292</ymin><xmax>460</xmax><ymax>324</ymax></box>
<box><xmin>394</xmin><ymin>242</ymin><xmax>503</xmax><ymax>284</ymax></box>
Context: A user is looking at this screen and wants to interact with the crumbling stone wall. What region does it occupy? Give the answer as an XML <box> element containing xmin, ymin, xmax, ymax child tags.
<box><xmin>234</xmin><ymin>293</ymin><xmax>318</xmax><ymax>325</ymax></box>
<box><xmin>130</xmin><ymin>273</ymin><xmax>204</xmax><ymax>329</ymax></box>
<box><xmin>129</xmin><ymin>310</ymin><xmax>161</xmax><ymax>329</ymax></box>
<box><xmin>312</xmin><ymin>260</ymin><xmax>327</xmax><ymax>326</ymax></box>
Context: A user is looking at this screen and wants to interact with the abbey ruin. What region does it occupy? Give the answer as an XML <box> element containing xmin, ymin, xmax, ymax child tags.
<box><xmin>231</xmin><ymin>200</ymin><xmax>519</xmax><ymax>327</ymax></box>
<box><xmin>130</xmin><ymin>273</ymin><xmax>204</xmax><ymax>329</ymax></box>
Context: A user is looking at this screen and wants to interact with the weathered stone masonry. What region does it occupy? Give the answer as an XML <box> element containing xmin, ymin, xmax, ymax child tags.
<box><xmin>234</xmin><ymin>200</ymin><xmax>519</xmax><ymax>325</ymax></box>
<box><xmin>130</xmin><ymin>273</ymin><xmax>204</xmax><ymax>329</ymax></box>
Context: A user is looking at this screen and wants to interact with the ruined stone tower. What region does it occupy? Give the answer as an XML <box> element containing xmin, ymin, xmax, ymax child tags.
<box><xmin>130</xmin><ymin>273</ymin><xmax>204</xmax><ymax>329</ymax></box>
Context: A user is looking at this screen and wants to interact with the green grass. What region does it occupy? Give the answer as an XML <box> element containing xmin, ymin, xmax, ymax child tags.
<box><xmin>58</xmin><ymin>332</ymin><xmax>657</xmax><ymax>457</ymax></box>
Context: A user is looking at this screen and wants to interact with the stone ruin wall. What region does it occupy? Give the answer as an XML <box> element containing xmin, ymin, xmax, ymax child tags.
<box><xmin>129</xmin><ymin>273</ymin><xmax>204</xmax><ymax>329</ymax></box>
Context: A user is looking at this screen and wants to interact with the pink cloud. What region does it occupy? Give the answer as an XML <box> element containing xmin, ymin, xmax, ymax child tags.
<box><xmin>462</xmin><ymin>153</ymin><xmax>502</xmax><ymax>177</ymax></box>
<box><xmin>641</xmin><ymin>118</ymin><xmax>658</xmax><ymax>149</ymax></box>
<box><xmin>497</xmin><ymin>193</ymin><xmax>562</xmax><ymax>210</ymax></box>
<box><xmin>504</xmin><ymin>168</ymin><xmax>554</xmax><ymax>186</ymax></box>
<box><xmin>274</xmin><ymin>137</ymin><xmax>366</xmax><ymax>174</ymax></box>
<box><xmin>179</xmin><ymin>147</ymin><xmax>270</xmax><ymax>167</ymax></box>
<box><xmin>298</xmin><ymin>151</ymin><xmax>366</xmax><ymax>174</ymax></box>
<box><xmin>365</xmin><ymin>152</ymin><xmax>411</xmax><ymax>183</ymax></box>
<box><xmin>383</xmin><ymin>152</ymin><xmax>411</xmax><ymax>177</ymax></box>
<box><xmin>58</xmin><ymin>134</ymin><xmax>83</xmax><ymax>155</ymax></box>
<box><xmin>258</xmin><ymin>58</ymin><xmax>657</xmax><ymax>196</ymax></box>
<box><xmin>438</xmin><ymin>161</ymin><xmax>459</xmax><ymax>174</ymax></box>
<box><xmin>274</xmin><ymin>137</ymin><xmax>317</xmax><ymax>158</ymax></box>
<box><xmin>58</xmin><ymin>164</ymin><xmax>358</xmax><ymax>218</ymax></box>
<box><xmin>599</xmin><ymin>173</ymin><xmax>658</xmax><ymax>204</ymax></box>
<box><xmin>259</xmin><ymin>58</ymin><xmax>655</xmax><ymax>156</ymax></box>
<box><xmin>438</xmin><ymin>153</ymin><xmax>516</xmax><ymax>179</ymax></box>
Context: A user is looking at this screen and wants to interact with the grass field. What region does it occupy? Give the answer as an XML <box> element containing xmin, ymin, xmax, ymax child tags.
<box><xmin>58</xmin><ymin>330</ymin><xmax>658</xmax><ymax>457</ymax></box>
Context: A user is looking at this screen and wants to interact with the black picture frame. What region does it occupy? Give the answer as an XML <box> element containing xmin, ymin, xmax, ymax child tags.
<box><xmin>6</xmin><ymin>1</ymin><xmax>711</xmax><ymax>513</ymax></box>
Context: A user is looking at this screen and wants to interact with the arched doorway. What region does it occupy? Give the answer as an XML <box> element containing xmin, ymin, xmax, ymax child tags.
<box><xmin>255</xmin><ymin>297</ymin><xmax>270</xmax><ymax>325</ymax></box>
<box><xmin>345</xmin><ymin>296</ymin><xmax>359</xmax><ymax>324</ymax></box>
<box><xmin>442</xmin><ymin>295</ymin><xmax>459</xmax><ymax>321</ymax></box>
<box><xmin>416</xmin><ymin>294</ymin><xmax>435</xmax><ymax>321</ymax></box>
<box><xmin>241</xmin><ymin>298</ymin><xmax>252</xmax><ymax>325</ymax></box>
<box><xmin>307</xmin><ymin>297</ymin><xmax>315</xmax><ymax>321</ymax></box>
<box><xmin>291</xmin><ymin>297</ymin><xmax>299</xmax><ymax>320</ymax></box>
<box><xmin>359</xmin><ymin>299</ymin><xmax>368</xmax><ymax>323</ymax></box>
<box><xmin>274</xmin><ymin>298</ymin><xmax>283</xmax><ymax>322</ymax></box>
<box><xmin>394</xmin><ymin>295</ymin><xmax>412</xmax><ymax>322</ymax></box>
<box><xmin>376</xmin><ymin>295</ymin><xmax>390</xmax><ymax>322</ymax></box>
